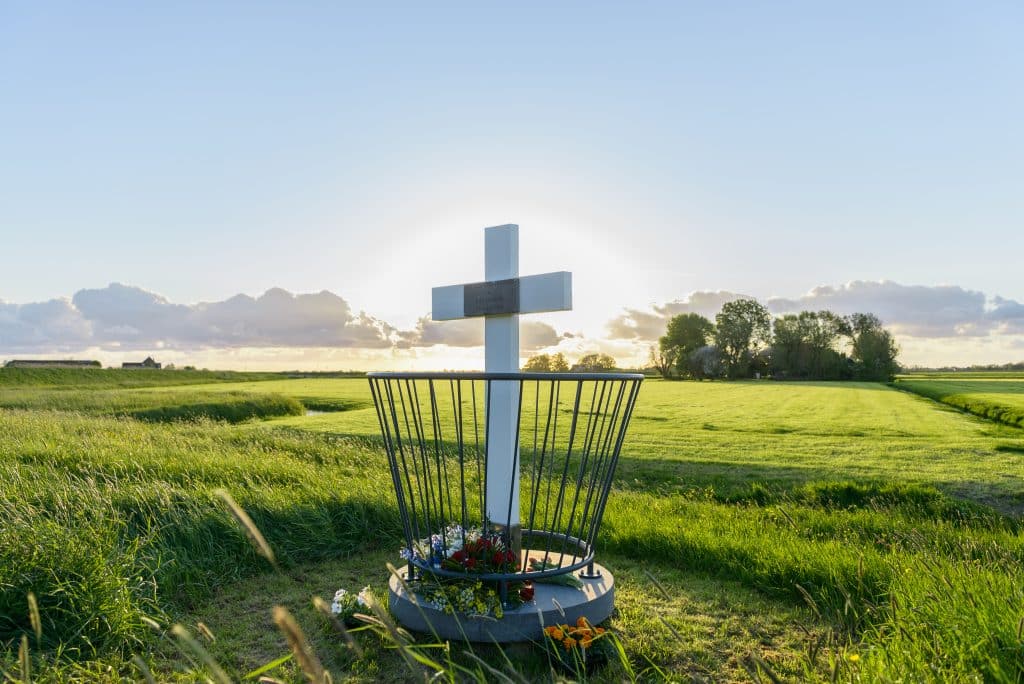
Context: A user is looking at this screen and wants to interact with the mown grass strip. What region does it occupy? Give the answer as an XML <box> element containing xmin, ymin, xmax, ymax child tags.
<box><xmin>895</xmin><ymin>379</ymin><xmax>1024</xmax><ymax>428</ymax></box>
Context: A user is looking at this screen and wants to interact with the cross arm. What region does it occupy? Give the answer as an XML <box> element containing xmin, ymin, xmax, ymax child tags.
<box><xmin>432</xmin><ymin>271</ymin><xmax>572</xmax><ymax>321</ymax></box>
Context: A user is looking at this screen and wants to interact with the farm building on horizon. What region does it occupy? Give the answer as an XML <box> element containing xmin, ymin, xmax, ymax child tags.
<box><xmin>4</xmin><ymin>359</ymin><xmax>101</xmax><ymax>368</ymax></box>
<box><xmin>122</xmin><ymin>356</ymin><xmax>162</xmax><ymax>370</ymax></box>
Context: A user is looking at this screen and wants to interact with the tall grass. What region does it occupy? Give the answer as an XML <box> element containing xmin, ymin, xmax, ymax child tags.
<box><xmin>0</xmin><ymin>389</ymin><xmax>305</xmax><ymax>423</ymax></box>
<box><xmin>0</xmin><ymin>367</ymin><xmax>280</xmax><ymax>388</ymax></box>
<box><xmin>0</xmin><ymin>410</ymin><xmax>400</xmax><ymax>654</ymax></box>
<box><xmin>603</xmin><ymin>489</ymin><xmax>1024</xmax><ymax>681</ymax></box>
<box><xmin>2</xmin><ymin>377</ymin><xmax>1024</xmax><ymax>680</ymax></box>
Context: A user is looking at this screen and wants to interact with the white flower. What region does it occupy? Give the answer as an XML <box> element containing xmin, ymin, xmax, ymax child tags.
<box><xmin>331</xmin><ymin>588</ymin><xmax>360</xmax><ymax>615</ymax></box>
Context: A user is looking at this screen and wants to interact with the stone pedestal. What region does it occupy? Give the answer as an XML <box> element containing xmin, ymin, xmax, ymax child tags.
<box><xmin>388</xmin><ymin>563</ymin><xmax>614</xmax><ymax>643</ymax></box>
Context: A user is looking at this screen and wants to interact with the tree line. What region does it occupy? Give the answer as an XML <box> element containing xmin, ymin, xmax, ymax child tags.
<box><xmin>522</xmin><ymin>352</ymin><xmax>618</xmax><ymax>372</ymax></box>
<box><xmin>651</xmin><ymin>299</ymin><xmax>899</xmax><ymax>381</ymax></box>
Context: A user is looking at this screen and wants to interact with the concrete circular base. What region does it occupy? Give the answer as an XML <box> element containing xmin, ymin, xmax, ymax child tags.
<box><xmin>388</xmin><ymin>562</ymin><xmax>614</xmax><ymax>643</ymax></box>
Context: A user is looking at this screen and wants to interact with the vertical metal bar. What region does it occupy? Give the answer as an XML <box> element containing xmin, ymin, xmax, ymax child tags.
<box><xmin>384</xmin><ymin>379</ymin><xmax>422</xmax><ymax>545</ymax></box>
<box><xmin>546</xmin><ymin>379</ymin><xmax>584</xmax><ymax>568</ymax></box>
<box><xmin>453</xmin><ymin>378</ymin><xmax>468</xmax><ymax>538</ymax></box>
<box><xmin>427</xmin><ymin>379</ymin><xmax>452</xmax><ymax>553</ymax></box>
<box><xmin>539</xmin><ymin>378</ymin><xmax>560</xmax><ymax>569</ymax></box>
<box><xmin>589</xmin><ymin>379</ymin><xmax>642</xmax><ymax>549</ymax></box>
<box><xmin>471</xmin><ymin>380</ymin><xmax>483</xmax><ymax>524</ymax></box>
<box><xmin>503</xmin><ymin>378</ymin><xmax>525</xmax><ymax>552</ymax></box>
<box><xmin>523</xmin><ymin>378</ymin><xmax>543</xmax><ymax>571</ymax></box>
<box><xmin>482</xmin><ymin>379</ymin><xmax>492</xmax><ymax>535</ymax></box>
<box><xmin>369</xmin><ymin>378</ymin><xmax>413</xmax><ymax>548</ymax></box>
<box><xmin>558</xmin><ymin>379</ymin><xmax>604</xmax><ymax>563</ymax></box>
<box><xmin>581</xmin><ymin>379</ymin><xmax>627</xmax><ymax>551</ymax></box>
<box><xmin>408</xmin><ymin>379</ymin><xmax>436</xmax><ymax>551</ymax></box>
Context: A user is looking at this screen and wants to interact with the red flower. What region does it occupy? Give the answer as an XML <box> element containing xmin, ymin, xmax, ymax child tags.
<box><xmin>505</xmin><ymin>550</ymin><xmax>516</xmax><ymax>564</ymax></box>
<box><xmin>519</xmin><ymin>582</ymin><xmax>535</xmax><ymax>602</ymax></box>
<box><xmin>465</xmin><ymin>557</ymin><xmax>476</xmax><ymax>569</ymax></box>
<box><xmin>492</xmin><ymin>551</ymin><xmax>504</xmax><ymax>566</ymax></box>
<box><xmin>452</xmin><ymin>550</ymin><xmax>467</xmax><ymax>563</ymax></box>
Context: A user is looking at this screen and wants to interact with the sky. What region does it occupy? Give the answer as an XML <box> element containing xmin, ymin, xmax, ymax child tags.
<box><xmin>1</xmin><ymin>2</ymin><xmax>1022</xmax><ymax>369</ymax></box>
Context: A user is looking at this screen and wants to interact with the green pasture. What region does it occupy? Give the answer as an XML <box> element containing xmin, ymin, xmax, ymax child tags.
<box><xmin>1</xmin><ymin>373</ymin><xmax>1022</xmax><ymax>681</ymax></box>
<box><xmin>896</xmin><ymin>374</ymin><xmax>1024</xmax><ymax>429</ymax></box>
<box><xmin>254</xmin><ymin>378</ymin><xmax>1024</xmax><ymax>511</ymax></box>
<box><xmin>0</xmin><ymin>367</ymin><xmax>281</xmax><ymax>389</ymax></box>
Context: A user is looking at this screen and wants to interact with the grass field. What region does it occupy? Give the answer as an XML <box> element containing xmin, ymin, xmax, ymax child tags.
<box><xmin>1</xmin><ymin>372</ymin><xmax>1022</xmax><ymax>682</ymax></box>
<box><xmin>896</xmin><ymin>373</ymin><xmax>1024</xmax><ymax>429</ymax></box>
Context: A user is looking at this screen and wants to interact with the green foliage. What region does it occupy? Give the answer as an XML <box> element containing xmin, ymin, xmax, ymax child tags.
<box><xmin>659</xmin><ymin>313</ymin><xmax>714</xmax><ymax>378</ymax></box>
<box><xmin>522</xmin><ymin>352</ymin><xmax>569</xmax><ymax>372</ymax></box>
<box><xmin>714</xmin><ymin>299</ymin><xmax>771</xmax><ymax>378</ymax></box>
<box><xmin>848</xmin><ymin>313</ymin><xmax>900</xmax><ymax>381</ymax></box>
<box><xmin>771</xmin><ymin>311</ymin><xmax>852</xmax><ymax>380</ymax></box>
<box><xmin>651</xmin><ymin>301</ymin><xmax>902</xmax><ymax>381</ymax></box>
<box><xmin>647</xmin><ymin>345</ymin><xmax>673</xmax><ymax>379</ymax></box>
<box><xmin>686</xmin><ymin>345</ymin><xmax>724</xmax><ymax>379</ymax></box>
<box><xmin>573</xmin><ymin>353</ymin><xmax>617</xmax><ymax>371</ymax></box>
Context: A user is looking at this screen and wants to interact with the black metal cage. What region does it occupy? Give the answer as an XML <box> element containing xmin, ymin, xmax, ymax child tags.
<box><xmin>368</xmin><ymin>372</ymin><xmax>643</xmax><ymax>583</ymax></box>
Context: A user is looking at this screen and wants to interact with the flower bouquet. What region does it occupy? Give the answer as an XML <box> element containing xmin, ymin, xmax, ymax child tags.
<box><xmin>399</xmin><ymin>524</ymin><xmax>529</xmax><ymax>618</ymax></box>
<box><xmin>543</xmin><ymin>616</ymin><xmax>615</xmax><ymax>676</ymax></box>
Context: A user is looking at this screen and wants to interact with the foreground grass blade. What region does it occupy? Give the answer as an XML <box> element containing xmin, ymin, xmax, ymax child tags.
<box><xmin>272</xmin><ymin>605</ymin><xmax>328</xmax><ymax>683</ymax></box>
<box><xmin>244</xmin><ymin>653</ymin><xmax>294</xmax><ymax>680</ymax></box>
<box><xmin>215</xmin><ymin>488</ymin><xmax>278</xmax><ymax>569</ymax></box>
<box><xmin>171</xmin><ymin>624</ymin><xmax>232</xmax><ymax>684</ymax></box>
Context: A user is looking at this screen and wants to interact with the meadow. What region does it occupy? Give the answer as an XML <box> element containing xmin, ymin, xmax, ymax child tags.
<box><xmin>1</xmin><ymin>370</ymin><xmax>1022</xmax><ymax>682</ymax></box>
<box><xmin>895</xmin><ymin>372</ymin><xmax>1024</xmax><ymax>429</ymax></box>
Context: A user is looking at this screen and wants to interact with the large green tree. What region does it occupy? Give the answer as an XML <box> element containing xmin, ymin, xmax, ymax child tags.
<box><xmin>771</xmin><ymin>310</ymin><xmax>851</xmax><ymax>379</ymax></box>
<box><xmin>522</xmin><ymin>352</ymin><xmax>569</xmax><ymax>372</ymax></box>
<box><xmin>573</xmin><ymin>353</ymin><xmax>617</xmax><ymax>371</ymax></box>
<box><xmin>714</xmin><ymin>299</ymin><xmax>771</xmax><ymax>377</ymax></box>
<box><xmin>523</xmin><ymin>353</ymin><xmax>553</xmax><ymax>371</ymax></box>
<box><xmin>648</xmin><ymin>345</ymin><xmax>673</xmax><ymax>379</ymax></box>
<box><xmin>847</xmin><ymin>313</ymin><xmax>900</xmax><ymax>380</ymax></box>
<box><xmin>659</xmin><ymin>313</ymin><xmax>714</xmax><ymax>378</ymax></box>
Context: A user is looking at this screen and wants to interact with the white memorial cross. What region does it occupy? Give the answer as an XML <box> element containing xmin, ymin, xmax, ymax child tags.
<box><xmin>432</xmin><ymin>224</ymin><xmax>572</xmax><ymax>537</ymax></box>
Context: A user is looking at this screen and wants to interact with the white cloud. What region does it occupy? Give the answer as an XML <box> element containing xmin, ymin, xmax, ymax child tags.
<box><xmin>989</xmin><ymin>296</ymin><xmax>1024</xmax><ymax>334</ymax></box>
<box><xmin>4</xmin><ymin>283</ymin><xmax>394</xmax><ymax>352</ymax></box>
<box><xmin>0</xmin><ymin>297</ymin><xmax>93</xmax><ymax>349</ymax></box>
<box><xmin>765</xmin><ymin>281</ymin><xmax>992</xmax><ymax>338</ymax></box>
<box><xmin>606</xmin><ymin>281</ymin><xmax>1024</xmax><ymax>343</ymax></box>
<box><xmin>398</xmin><ymin>315</ymin><xmax>565</xmax><ymax>351</ymax></box>
<box><xmin>1</xmin><ymin>283</ymin><xmax>571</xmax><ymax>357</ymax></box>
<box><xmin>3</xmin><ymin>280</ymin><xmax>1023</xmax><ymax>369</ymax></box>
<box><xmin>606</xmin><ymin>291</ymin><xmax>751</xmax><ymax>340</ymax></box>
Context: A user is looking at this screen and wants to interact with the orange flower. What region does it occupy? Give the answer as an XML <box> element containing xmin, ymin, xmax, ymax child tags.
<box><xmin>595</xmin><ymin>627</ymin><xmax>606</xmax><ymax>634</ymax></box>
<box><xmin>563</xmin><ymin>636</ymin><xmax>577</xmax><ymax>651</ymax></box>
<box><xmin>581</xmin><ymin>635</ymin><xmax>593</xmax><ymax>649</ymax></box>
<box><xmin>547</xmin><ymin>626</ymin><xmax>564</xmax><ymax>641</ymax></box>
<box><xmin>576</xmin><ymin>616</ymin><xmax>589</xmax><ymax>628</ymax></box>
